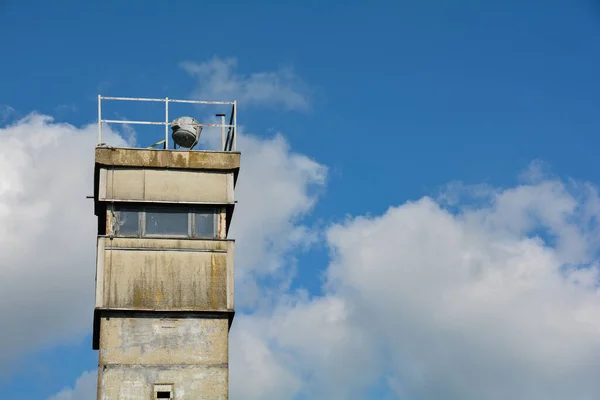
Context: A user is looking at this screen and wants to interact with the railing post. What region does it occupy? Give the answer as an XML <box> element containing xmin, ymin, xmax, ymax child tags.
<box><xmin>216</xmin><ymin>113</ymin><xmax>226</xmax><ymax>151</ymax></box>
<box><xmin>97</xmin><ymin>95</ymin><xmax>102</xmax><ymax>145</ymax></box>
<box><xmin>233</xmin><ymin>101</ymin><xmax>237</xmax><ymax>151</ymax></box>
<box><xmin>165</xmin><ymin>97</ymin><xmax>169</xmax><ymax>150</ymax></box>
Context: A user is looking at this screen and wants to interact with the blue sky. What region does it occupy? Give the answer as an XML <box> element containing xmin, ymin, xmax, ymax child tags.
<box><xmin>1</xmin><ymin>1</ymin><xmax>600</xmax><ymax>399</ymax></box>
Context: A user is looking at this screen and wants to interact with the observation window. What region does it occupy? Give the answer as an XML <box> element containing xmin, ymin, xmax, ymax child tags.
<box><xmin>111</xmin><ymin>204</ymin><xmax>219</xmax><ymax>238</ymax></box>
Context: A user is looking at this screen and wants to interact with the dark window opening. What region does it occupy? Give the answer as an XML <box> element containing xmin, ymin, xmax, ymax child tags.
<box><xmin>97</xmin><ymin>211</ymin><xmax>107</xmax><ymax>235</ymax></box>
<box><xmin>156</xmin><ymin>391</ymin><xmax>171</xmax><ymax>399</ymax></box>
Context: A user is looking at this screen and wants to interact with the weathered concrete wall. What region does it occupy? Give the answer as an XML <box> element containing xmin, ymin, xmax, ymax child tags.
<box><xmin>95</xmin><ymin>147</ymin><xmax>240</xmax><ymax>171</ymax></box>
<box><xmin>99</xmin><ymin>366</ymin><xmax>228</xmax><ymax>400</ymax></box>
<box><xmin>99</xmin><ymin>316</ymin><xmax>228</xmax><ymax>365</ymax></box>
<box><xmin>96</xmin><ymin>238</ymin><xmax>234</xmax><ymax>311</ymax></box>
<box><xmin>98</xmin><ymin>168</ymin><xmax>235</xmax><ymax>204</ymax></box>
<box><xmin>99</xmin><ymin>365</ymin><xmax>228</xmax><ymax>400</ymax></box>
<box><xmin>98</xmin><ymin>316</ymin><xmax>228</xmax><ymax>400</ymax></box>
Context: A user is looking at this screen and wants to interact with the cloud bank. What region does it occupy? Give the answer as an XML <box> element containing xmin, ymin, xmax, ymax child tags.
<box><xmin>229</xmin><ymin>172</ymin><xmax>600</xmax><ymax>399</ymax></box>
<box><xmin>0</xmin><ymin>114</ymin><xmax>125</xmax><ymax>372</ymax></box>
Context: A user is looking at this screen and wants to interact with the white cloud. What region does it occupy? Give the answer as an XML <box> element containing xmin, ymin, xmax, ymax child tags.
<box><xmin>328</xmin><ymin>212</ymin><xmax>599</xmax><ymax>398</ymax></box>
<box><xmin>230</xmin><ymin>315</ymin><xmax>302</xmax><ymax>400</ymax></box>
<box><xmin>181</xmin><ymin>57</ymin><xmax>311</xmax><ymax>111</ymax></box>
<box><xmin>231</xmin><ymin>132</ymin><xmax>326</xmax><ymax>306</ymax></box>
<box><xmin>48</xmin><ymin>370</ymin><xmax>96</xmax><ymax>400</ymax></box>
<box><xmin>0</xmin><ymin>113</ymin><xmax>126</xmax><ymax>372</ymax></box>
<box><xmin>227</xmin><ymin>168</ymin><xmax>600</xmax><ymax>399</ymax></box>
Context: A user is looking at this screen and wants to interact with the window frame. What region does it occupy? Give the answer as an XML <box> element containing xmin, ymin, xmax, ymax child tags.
<box><xmin>110</xmin><ymin>204</ymin><xmax>219</xmax><ymax>239</ymax></box>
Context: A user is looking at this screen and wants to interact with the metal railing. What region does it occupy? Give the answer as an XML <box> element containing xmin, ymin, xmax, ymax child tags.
<box><xmin>97</xmin><ymin>95</ymin><xmax>237</xmax><ymax>151</ymax></box>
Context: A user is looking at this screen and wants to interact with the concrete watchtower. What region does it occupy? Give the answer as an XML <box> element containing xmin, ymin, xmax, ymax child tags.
<box><xmin>92</xmin><ymin>96</ymin><xmax>239</xmax><ymax>399</ymax></box>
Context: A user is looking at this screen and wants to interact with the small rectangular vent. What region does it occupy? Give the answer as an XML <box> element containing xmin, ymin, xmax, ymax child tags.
<box><xmin>154</xmin><ymin>384</ymin><xmax>173</xmax><ymax>399</ymax></box>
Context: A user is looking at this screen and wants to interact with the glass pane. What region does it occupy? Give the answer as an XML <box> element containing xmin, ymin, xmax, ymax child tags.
<box><xmin>195</xmin><ymin>210</ymin><xmax>216</xmax><ymax>238</ymax></box>
<box><xmin>146</xmin><ymin>209</ymin><xmax>188</xmax><ymax>236</ymax></box>
<box><xmin>116</xmin><ymin>210</ymin><xmax>139</xmax><ymax>235</ymax></box>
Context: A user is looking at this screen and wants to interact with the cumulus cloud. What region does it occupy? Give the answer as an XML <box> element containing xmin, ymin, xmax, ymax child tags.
<box><xmin>48</xmin><ymin>370</ymin><xmax>96</xmax><ymax>400</ymax></box>
<box><xmin>326</xmin><ymin>184</ymin><xmax>600</xmax><ymax>399</ymax></box>
<box><xmin>181</xmin><ymin>57</ymin><xmax>311</xmax><ymax>111</ymax></box>
<box><xmin>231</xmin><ymin>132</ymin><xmax>326</xmax><ymax>307</ymax></box>
<box><xmin>230</xmin><ymin>294</ymin><xmax>381</xmax><ymax>400</ymax></box>
<box><xmin>230</xmin><ymin>316</ymin><xmax>303</xmax><ymax>400</ymax></box>
<box><xmin>0</xmin><ymin>114</ymin><xmax>126</xmax><ymax>373</ymax></box>
<box><xmin>229</xmin><ymin>170</ymin><xmax>600</xmax><ymax>399</ymax></box>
